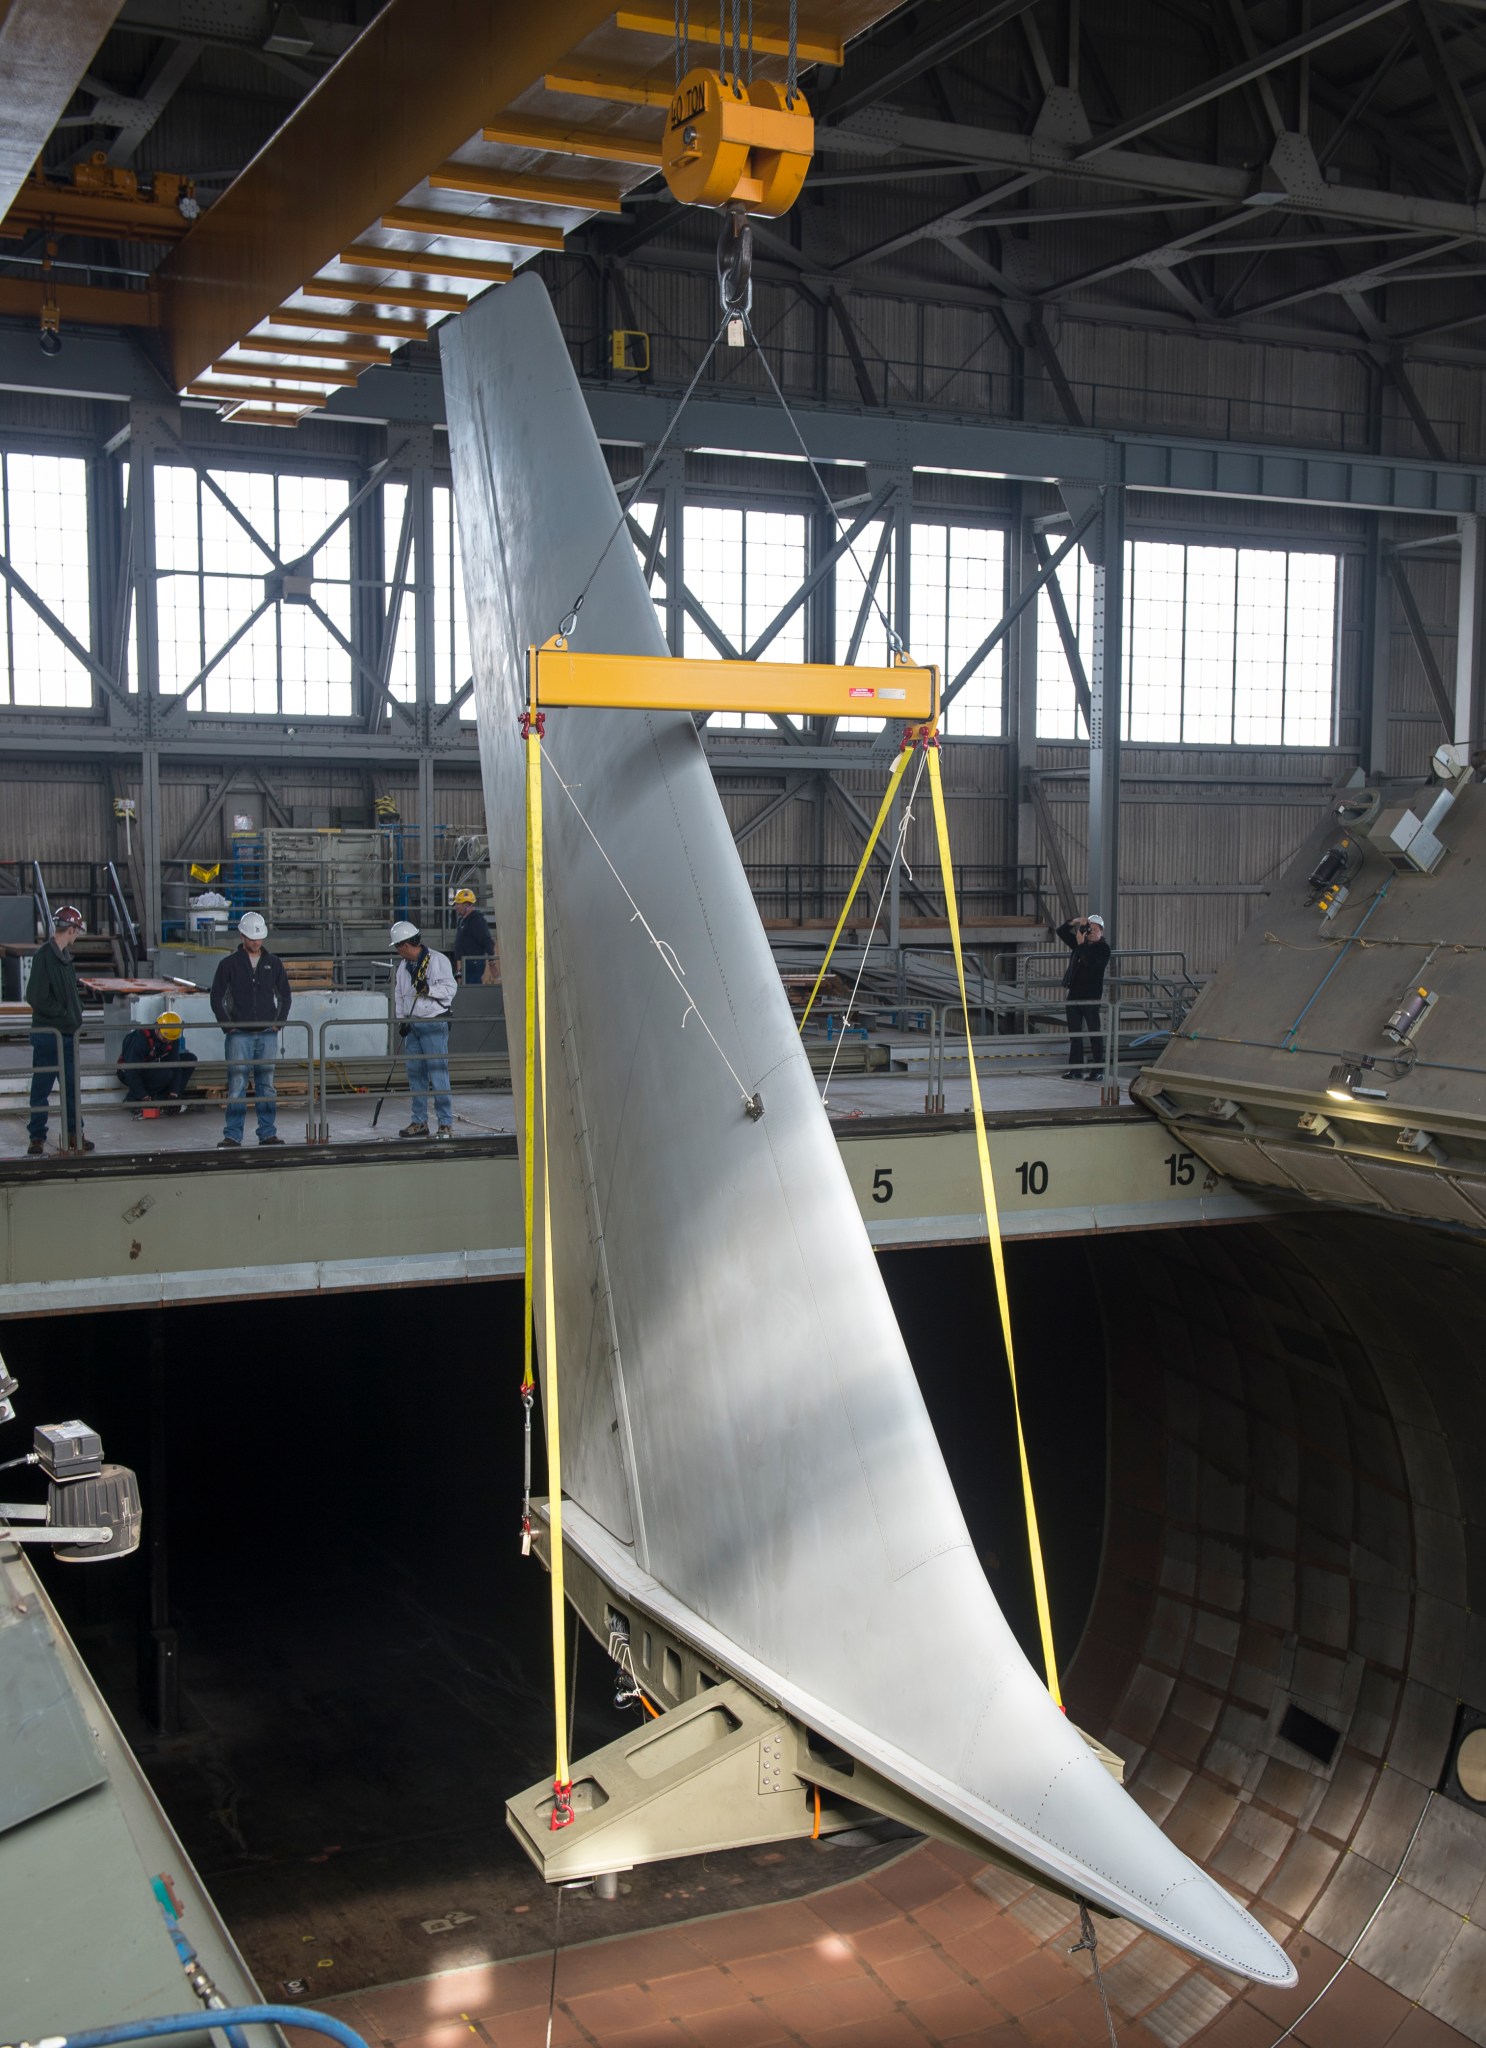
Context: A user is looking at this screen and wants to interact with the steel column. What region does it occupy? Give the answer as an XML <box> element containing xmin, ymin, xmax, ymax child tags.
<box><xmin>1086</xmin><ymin>486</ymin><xmax>1124</xmax><ymax>942</ymax></box>
<box><xmin>1455</xmin><ymin>513</ymin><xmax>1486</xmax><ymax>751</ymax></box>
<box><xmin>1358</xmin><ymin>517</ymin><xmax>1392</xmax><ymax>777</ymax></box>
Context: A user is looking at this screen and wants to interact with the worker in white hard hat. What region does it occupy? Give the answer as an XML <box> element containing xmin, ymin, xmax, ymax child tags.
<box><xmin>449</xmin><ymin>886</ymin><xmax>496</xmax><ymax>986</ymax></box>
<box><xmin>117</xmin><ymin>1008</ymin><xmax>198</xmax><ymax>1116</ymax></box>
<box><xmin>209</xmin><ymin>911</ymin><xmax>292</xmax><ymax>1148</ymax></box>
<box><xmin>1056</xmin><ymin>910</ymin><xmax>1111</xmax><ymax>1081</ymax></box>
<box><xmin>390</xmin><ymin>920</ymin><xmax>457</xmax><ymax>1139</ymax></box>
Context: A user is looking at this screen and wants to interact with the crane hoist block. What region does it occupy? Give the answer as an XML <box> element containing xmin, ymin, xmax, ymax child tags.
<box><xmin>662</xmin><ymin>69</ymin><xmax>813</xmax><ymax>214</ymax></box>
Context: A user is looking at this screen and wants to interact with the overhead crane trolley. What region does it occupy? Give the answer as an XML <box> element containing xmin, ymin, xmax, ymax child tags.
<box><xmin>661</xmin><ymin>69</ymin><xmax>814</xmax><ymax>215</ymax></box>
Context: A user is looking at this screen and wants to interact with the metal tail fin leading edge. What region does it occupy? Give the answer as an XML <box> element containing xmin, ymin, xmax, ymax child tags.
<box><xmin>440</xmin><ymin>275</ymin><xmax>1295</xmax><ymax>1989</ymax></box>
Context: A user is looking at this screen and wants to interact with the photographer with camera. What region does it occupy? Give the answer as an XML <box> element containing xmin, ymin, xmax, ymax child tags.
<box><xmin>1057</xmin><ymin>911</ymin><xmax>1110</xmax><ymax>1081</ymax></box>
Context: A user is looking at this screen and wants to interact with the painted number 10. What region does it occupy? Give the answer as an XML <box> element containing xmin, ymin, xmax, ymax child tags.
<box><xmin>1015</xmin><ymin>1160</ymin><xmax>1049</xmax><ymax>1195</ymax></box>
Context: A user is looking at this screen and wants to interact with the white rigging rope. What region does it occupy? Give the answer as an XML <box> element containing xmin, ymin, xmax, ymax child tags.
<box><xmin>541</xmin><ymin>745</ymin><xmax>757</xmax><ymax>1112</ymax></box>
<box><xmin>820</xmin><ymin>745</ymin><xmax>927</xmax><ymax>1106</ymax></box>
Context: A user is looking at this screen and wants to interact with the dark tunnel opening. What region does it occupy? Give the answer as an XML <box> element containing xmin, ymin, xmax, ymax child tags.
<box><xmin>4</xmin><ymin>1211</ymin><xmax>1485</xmax><ymax>2032</ymax></box>
<box><xmin>0</xmin><ymin>1239</ymin><xmax>1107</xmax><ymax>1990</ymax></box>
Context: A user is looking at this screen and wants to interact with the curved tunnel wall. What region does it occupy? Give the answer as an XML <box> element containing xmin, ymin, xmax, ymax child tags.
<box><xmin>1062</xmin><ymin>1213</ymin><xmax>1486</xmax><ymax>2045</ymax></box>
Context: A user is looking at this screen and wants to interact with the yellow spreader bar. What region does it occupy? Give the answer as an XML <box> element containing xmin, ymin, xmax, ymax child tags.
<box><xmin>524</xmin><ymin>716</ymin><xmax>572</xmax><ymax>1808</ymax></box>
<box><xmin>528</xmin><ymin>637</ymin><xmax>938</xmax><ymax>722</ymax></box>
<box><xmin>925</xmin><ymin>742</ymin><xmax>1062</xmax><ymax>1708</ymax></box>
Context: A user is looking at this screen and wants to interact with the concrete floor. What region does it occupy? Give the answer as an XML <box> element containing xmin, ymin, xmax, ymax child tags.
<box><xmin>0</xmin><ymin>1034</ymin><xmax>1122</xmax><ymax>1161</ymax></box>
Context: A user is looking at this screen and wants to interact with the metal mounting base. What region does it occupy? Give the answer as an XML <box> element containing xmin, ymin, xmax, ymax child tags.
<box><xmin>513</xmin><ymin>1515</ymin><xmax>1125</xmax><ymax>1892</ymax></box>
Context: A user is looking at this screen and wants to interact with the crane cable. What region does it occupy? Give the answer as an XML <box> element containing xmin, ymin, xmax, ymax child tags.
<box><xmin>523</xmin><ymin>710</ymin><xmax>574</xmax><ymax>1823</ymax></box>
<box><xmin>797</xmin><ymin>740</ymin><xmax>914</xmax><ymax>1030</ymax></box>
<box><xmin>801</xmin><ymin>730</ymin><xmax>1063</xmax><ymax>1705</ymax></box>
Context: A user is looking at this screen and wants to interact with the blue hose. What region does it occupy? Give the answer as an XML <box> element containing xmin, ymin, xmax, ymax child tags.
<box><xmin>48</xmin><ymin>2007</ymin><xmax>370</xmax><ymax>2048</ymax></box>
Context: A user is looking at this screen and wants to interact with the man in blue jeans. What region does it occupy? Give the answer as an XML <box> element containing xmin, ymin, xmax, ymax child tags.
<box><xmin>390</xmin><ymin>919</ymin><xmax>457</xmax><ymax>1138</ymax></box>
<box><xmin>25</xmin><ymin>904</ymin><xmax>94</xmax><ymax>1157</ymax></box>
<box><xmin>209</xmin><ymin>911</ymin><xmax>292</xmax><ymax>1148</ymax></box>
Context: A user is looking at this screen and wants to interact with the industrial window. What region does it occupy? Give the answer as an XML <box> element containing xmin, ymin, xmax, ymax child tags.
<box><xmin>431</xmin><ymin>485</ymin><xmax>474</xmax><ymax>720</ymax></box>
<box><xmin>911</xmin><ymin>522</ymin><xmax>1005</xmax><ymax>738</ymax></box>
<box><xmin>1037</xmin><ymin>540</ymin><xmax>1338</xmax><ymax>744</ymax></box>
<box><xmin>0</xmin><ymin>452</ymin><xmax>92</xmax><ymax>709</ymax></box>
<box><xmin>381</xmin><ymin>481</ymin><xmax>418</xmax><ymax>705</ymax></box>
<box><xmin>630</xmin><ymin>500</ymin><xmax>668</xmax><ymax>643</ymax></box>
<box><xmin>834</xmin><ymin>519</ymin><xmax>895</xmax><ymax>733</ymax></box>
<box><xmin>683</xmin><ymin>503</ymin><xmax>807</xmax><ymax>730</ymax></box>
<box><xmin>375</xmin><ymin>483</ymin><xmax>475</xmax><ymax>720</ymax></box>
<box><xmin>153</xmin><ymin>464</ymin><xmax>353</xmax><ymax>716</ymax></box>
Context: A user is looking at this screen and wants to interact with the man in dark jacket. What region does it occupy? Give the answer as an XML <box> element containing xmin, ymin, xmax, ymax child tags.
<box><xmin>1057</xmin><ymin>911</ymin><xmax>1110</xmax><ymax>1080</ymax></box>
<box><xmin>209</xmin><ymin>911</ymin><xmax>292</xmax><ymax>1148</ymax></box>
<box><xmin>117</xmin><ymin>1010</ymin><xmax>198</xmax><ymax>1113</ymax></box>
<box><xmin>450</xmin><ymin>888</ymin><xmax>496</xmax><ymax>985</ymax></box>
<box><xmin>26</xmin><ymin>904</ymin><xmax>94</xmax><ymax>1156</ymax></box>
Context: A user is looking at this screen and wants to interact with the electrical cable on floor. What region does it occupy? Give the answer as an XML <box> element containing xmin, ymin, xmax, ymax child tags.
<box><xmin>541</xmin><ymin>745</ymin><xmax>758</xmax><ymax>1112</ymax></box>
<box><xmin>1070</xmin><ymin>1903</ymin><xmax>1118</xmax><ymax>2046</ymax></box>
<box><xmin>820</xmin><ymin>746</ymin><xmax>927</xmax><ymax>1107</ymax></box>
<box><xmin>1263</xmin><ymin>1794</ymin><xmax>1434</xmax><ymax>2047</ymax></box>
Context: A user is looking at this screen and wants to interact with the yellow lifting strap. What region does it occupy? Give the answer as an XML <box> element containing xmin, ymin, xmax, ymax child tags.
<box><xmin>797</xmin><ymin>743</ymin><xmax>913</xmax><ymax>1032</ymax></box>
<box><xmin>523</xmin><ymin>718</ymin><xmax>572</xmax><ymax>1798</ymax></box>
<box><xmin>924</xmin><ymin>743</ymin><xmax>1063</xmax><ymax>1708</ymax></box>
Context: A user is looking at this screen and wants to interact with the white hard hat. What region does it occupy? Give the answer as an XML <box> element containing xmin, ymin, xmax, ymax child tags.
<box><xmin>1086</xmin><ymin>912</ymin><xmax>1106</xmax><ymax>927</ymax></box>
<box><xmin>389</xmin><ymin>920</ymin><xmax>420</xmax><ymax>946</ymax></box>
<box><xmin>238</xmin><ymin>911</ymin><xmax>268</xmax><ymax>940</ymax></box>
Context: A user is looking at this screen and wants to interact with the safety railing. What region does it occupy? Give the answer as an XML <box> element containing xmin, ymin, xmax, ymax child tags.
<box><xmin>746</xmin><ymin>860</ymin><xmax>1044</xmax><ymax>928</ymax></box>
<box><xmin>13</xmin><ymin>1020</ymin><xmax>319</xmax><ymax>1152</ymax></box>
<box><xmin>309</xmin><ymin>997</ymin><xmax>510</xmax><ymax>1142</ymax></box>
<box><xmin>912</xmin><ymin>994</ymin><xmax>1135</xmax><ymax>1112</ymax></box>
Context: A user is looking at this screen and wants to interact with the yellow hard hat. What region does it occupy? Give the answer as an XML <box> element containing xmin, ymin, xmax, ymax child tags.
<box><xmin>156</xmin><ymin>1010</ymin><xmax>183</xmax><ymax>1042</ymax></box>
<box><xmin>452</xmin><ymin>888</ymin><xmax>477</xmax><ymax>905</ymax></box>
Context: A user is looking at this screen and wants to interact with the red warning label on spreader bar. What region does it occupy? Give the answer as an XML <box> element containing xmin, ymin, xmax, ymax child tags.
<box><xmin>848</xmin><ymin>686</ymin><xmax>875</xmax><ymax>699</ymax></box>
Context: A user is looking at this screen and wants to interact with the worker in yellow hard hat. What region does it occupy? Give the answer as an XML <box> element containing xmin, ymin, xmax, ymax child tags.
<box><xmin>117</xmin><ymin>1008</ymin><xmax>198</xmax><ymax>1117</ymax></box>
<box><xmin>449</xmin><ymin>886</ymin><xmax>496</xmax><ymax>986</ymax></box>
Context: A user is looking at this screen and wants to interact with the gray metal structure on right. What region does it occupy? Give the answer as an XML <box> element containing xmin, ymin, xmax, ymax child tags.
<box><xmin>1136</xmin><ymin>747</ymin><xmax>1486</xmax><ymax>1227</ymax></box>
<box><xmin>441</xmin><ymin>274</ymin><xmax>1294</xmax><ymax>1987</ymax></box>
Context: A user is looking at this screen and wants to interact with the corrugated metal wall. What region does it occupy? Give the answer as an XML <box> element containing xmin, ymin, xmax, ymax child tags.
<box><xmin>0</xmin><ymin>763</ymin><xmax>489</xmax><ymax>864</ymax></box>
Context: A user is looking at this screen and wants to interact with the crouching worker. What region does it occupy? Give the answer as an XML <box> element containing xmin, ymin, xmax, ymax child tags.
<box><xmin>118</xmin><ymin>1010</ymin><xmax>197</xmax><ymax>1113</ymax></box>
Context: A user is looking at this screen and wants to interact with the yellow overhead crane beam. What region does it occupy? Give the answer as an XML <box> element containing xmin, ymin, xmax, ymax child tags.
<box><xmin>380</xmin><ymin>206</ymin><xmax>566</xmax><ymax>249</ymax></box>
<box><xmin>154</xmin><ymin>0</ymin><xmax>623</xmax><ymax>387</ymax></box>
<box><xmin>427</xmin><ymin>164</ymin><xmax>625</xmax><ymax>213</ymax></box>
<box><xmin>339</xmin><ymin>246</ymin><xmax>514</xmax><ymax>284</ymax></box>
<box><xmin>528</xmin><ymin>640</ymin><xmax>938</xmax><ymax>723</ymax></box>
<box><xmin>481</xmin><ymin>116</ymin><xmax>664</xmax><ymax>168</ymax></box>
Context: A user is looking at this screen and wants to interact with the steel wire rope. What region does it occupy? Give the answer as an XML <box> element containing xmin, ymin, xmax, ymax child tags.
<box><xmin>819</xmin><ymin>745</ymin><xmax>928</xmax><ymax>1106</ymax></box>
<box><xmin>742</xmin><ymin>310</ymin><xmax>902</xmax><ymax>658</ymax></box>
<box><xmin>553</xmin><ymin>309</ymin><xmax>733</xmax><ymax>641</ymax></box>
<box><xmin>539</xmin><ymin>745</ymin><xmax>758</xmax><ymax>1111</ymax></box>
<box><xmin>1070</xmin><ymin>1904</ymin><xmax>1119</xmax><ymax>2046</ymax></box>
